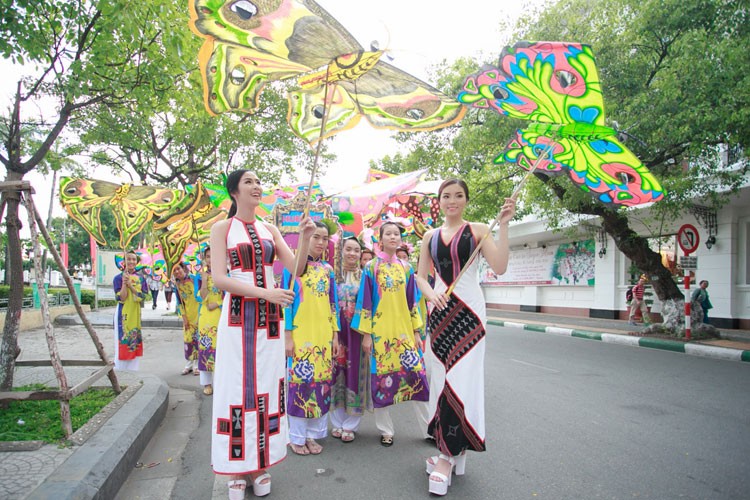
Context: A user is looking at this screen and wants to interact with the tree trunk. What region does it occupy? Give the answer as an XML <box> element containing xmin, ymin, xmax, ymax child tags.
<box><xmin>0</xmin><ymin>170</ymin><xmax>25</xmax><ymax>390</ymax></box>
<box><xmin>600</xmin><ymin>208</ymin><xmax>686</xmax><ymax>333</ymax></box>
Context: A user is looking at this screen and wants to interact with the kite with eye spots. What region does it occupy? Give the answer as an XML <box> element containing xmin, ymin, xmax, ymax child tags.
<box><xmin>188</xmin><ymin>0</ymin><xmax>466</xmax><ymax>145</ymax></box>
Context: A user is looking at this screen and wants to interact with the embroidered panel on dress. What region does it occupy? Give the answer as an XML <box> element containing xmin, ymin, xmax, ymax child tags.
<box><xmin>229</xmin><ymin>405</ymin><xmax>245</xmax><ymax>460</ymax></box>
<box><xmin>428</xmin><ymin>382</ymin><xmax>486</xmax><ymax>455</ymax></box>
<box><xmin>243</xmin><ymin>299</ymin><xmax>257</xmax><ymax>410</ymax></box>
<box><xmin>429</xmin><ymin>295</ymin><xmax>484</xmax><ymax>370</ymax></box>
<box><xmin>256</xmin><ymin>394</ymin><xmax>268</xmax><ymax>469</ymax></box>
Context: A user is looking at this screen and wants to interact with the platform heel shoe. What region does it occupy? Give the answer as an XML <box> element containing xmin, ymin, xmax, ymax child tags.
<box><xmin>426</xmin><ymin>452</ymin><xmax>466</xmax><ymax>475</ymax></box>
<box><xmin>428</xmin><ymin>454</ymin><xmax>457</xmax><ymax>496</ymax></box>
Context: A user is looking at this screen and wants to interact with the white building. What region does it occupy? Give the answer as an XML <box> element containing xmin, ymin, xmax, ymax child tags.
<box><xmin>482</xmin><ymin>185</ymin><xmax>750</xmax><ymax>330</ymax></box>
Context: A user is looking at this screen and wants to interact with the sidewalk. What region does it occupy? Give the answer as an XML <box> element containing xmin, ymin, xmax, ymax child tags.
<box><xmin>2</xmin><ymin>304</ymin><xmax>749</xmax><ymax>500</ymax></box>
<box><xmin>487</xmin><ymin>309</ymin><xmax>750</xmax><ymax>362</ymax></box>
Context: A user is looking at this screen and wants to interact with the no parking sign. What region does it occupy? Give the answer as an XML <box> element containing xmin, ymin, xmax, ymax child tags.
<box><xmin>677</xmin><ymin>224</ymin><xmax>700</xmax><ymax>255</ymax></box>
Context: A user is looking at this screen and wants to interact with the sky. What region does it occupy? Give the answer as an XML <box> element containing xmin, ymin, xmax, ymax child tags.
<box><xmin>1</xmin><ymin>0</ymin><xmax>545</xmax><ymax>228</ymax></box>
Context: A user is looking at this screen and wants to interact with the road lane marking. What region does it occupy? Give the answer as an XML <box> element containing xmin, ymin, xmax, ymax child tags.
<box><xmin>509</xmin><ymin>358</ymin><xmax>560</xmax><ymax>373</ymax></box>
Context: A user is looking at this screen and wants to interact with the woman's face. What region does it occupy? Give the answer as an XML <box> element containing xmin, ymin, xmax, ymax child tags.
<box><xmin>203</xmin><ymin>250</ymin><xmax>211</xmax><ymax>271</ymax></box>
<box><xmin>124</xmin><ymin>253</ymin><xmax>138</xmax><ymax>272</ymax></box>
<box><xmin>231</xmin><ymin>171</ymin><xmax>262</xmax><ymax>208</ymax></box>
<box><xmin>439</xmin><ymin>183</ymin><xmax>468</xmax><ymax>217</ymax></box>
<box><xmin>360</xmin><ymin>252</ymin><xmax>373</xmax><ymax>268</ymax></box>
<box><xmin>380</xmin><ymin>224</ymin><xmax>402</xmax><ymax>253</ymax></box>
<box><xmin>342</xmin><ymin>239</ymin><xmax>361</xmax><ymax>267</ymax></box>
<box><xmin>173</xmin><ymin>266</ymin><xmax>186</xmax><ymax>281</ymax></box>
<box><xmin>309</xmin><ymin>227</ymin><xmax>329</xmax><ymax>259</ymax></box>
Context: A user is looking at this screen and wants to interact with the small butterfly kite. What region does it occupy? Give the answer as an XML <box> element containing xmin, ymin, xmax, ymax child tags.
<box><xmin>188</xmin><ymin>0</ymin><xmax>466</xmax><ymax>145</ymax></box>
<box><xmin>458</xmin><ymin>41</ymin><xmax>665</xmax><ymax>206</ymax></box>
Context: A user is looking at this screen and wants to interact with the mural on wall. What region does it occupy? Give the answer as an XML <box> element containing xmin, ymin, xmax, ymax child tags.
<box><xmin>480</xmin><ymin>240</ymin><xmax>595</xmax><ymax>286</ymax></box>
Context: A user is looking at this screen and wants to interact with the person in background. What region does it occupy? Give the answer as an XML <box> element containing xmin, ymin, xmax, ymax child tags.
<box><xmin>174</xmin><ymin>262</ymin><xmax>200</xmax><ymax>376</ymax></box>
<box><xmin>148</xmin><ymin>273</ymin><xmax>161</xmax><ymax>310</ymax></box>
<box><xmin>628</xmin><ymin>276</ymin><xmax>651</xmax><ymax>326</ymax></box>
<box><xmin>164</xmin><ymin>277</ymin><xmax>174</xmax><ymax>311</ymax></box>
<box><xmin>283</xmin><ymin>221</ymin><xmax>340</xmax><ymax>455</ymax></box>
<box><xmin>691</xmin><ymin>280</ymin><xmax>712</xmax><ymax>324</ymax></box>
<box><xmin>360</xmin><ymin>248</ymin><xmax>374</xmax><ymax>268</ymax></box>
<box><xmin>396</xmin><ymin>245</ymin><xmax>410</xmax><ymax>262</ymax></box>
<box><xmin>351</xmin><ymin>221</ymin><xmax>429</xmax><ymax>449</ymax></box>
<box><xmin>197</xmin><ymin>246</ymin><xmax>223</xmax><ymax>396</ymax></box>
<box><xmin>330</xmin><ymin>237</ymin><xmax>368</xmax><ymax>443</ymax></box>
<box><xmin>113</xmin><ymin>250</ymin><xmax>148</xmax><ymax>371</ymax></box>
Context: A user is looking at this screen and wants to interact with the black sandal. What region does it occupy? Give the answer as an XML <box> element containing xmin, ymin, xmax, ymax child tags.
<box><xmin>380</xmin><ymin>435</ymin><xmax>394</xmax><ymax>447</ymax></box>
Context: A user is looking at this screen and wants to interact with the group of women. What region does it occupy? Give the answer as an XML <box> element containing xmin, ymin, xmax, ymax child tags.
<box><xmin>114</xmin><ymin>168</ymin><xmax>515</xmax><ymax>498</ymax></box>
<box><xmin>113</xmin><ymin>248</ymin><xmax>224</xmax><ymax>397</ymax></box>
<box><xmin>206</xmin><ymin>169</ymin><xmax>515</xmax><ymax>498</ymax></box>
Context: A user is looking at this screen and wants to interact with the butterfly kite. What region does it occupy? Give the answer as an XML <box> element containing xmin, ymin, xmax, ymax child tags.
<box><xmin>58</xmin><ymin>177</ymin><xmax>184</xmax><ymax>249</ymax></box>
<box><xmin>187</xmin><ymin>0</ymin><xmax>466</xmax><ymax>144</ymax></box>
<box><xmin>457</xmin><ymin>41</ymin><xmax>665</xmax><ymax>206</ymax></box>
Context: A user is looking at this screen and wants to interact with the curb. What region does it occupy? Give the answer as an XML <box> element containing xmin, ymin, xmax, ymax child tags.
<box><xmin>26</xmin><ymin>373</ymin><xmax>169</xmax><ymax>500</ymax></box>
<box><xmin>55</xmin><ymin>316</ymin><xmax>182</xmax><ymax>328</ymax></box>
<box><xmin>488</xmin><ymin>319</ymin><xmax>750</xmax><ymax>363</ymax></box>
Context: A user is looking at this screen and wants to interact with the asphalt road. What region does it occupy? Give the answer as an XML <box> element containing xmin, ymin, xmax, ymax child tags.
<box><xmin>116</xmin><ymin>324</ymin><xmax>750</xmax><ymax>500</ymax></box>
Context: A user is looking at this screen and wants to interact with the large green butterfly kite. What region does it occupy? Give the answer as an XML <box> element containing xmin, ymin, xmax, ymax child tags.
<box><xmin>188</xmin><ymin>0</ymin><xmax>465</xmax><ymax>144</ymax></box>
<box><xmin>458</xmin><ymin>41</ymin><xmax>665</xmax><ymax>206</ymax></box>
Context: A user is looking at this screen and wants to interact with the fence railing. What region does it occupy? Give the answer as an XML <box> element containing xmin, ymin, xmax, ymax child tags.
<box><xmin>0</xmin><ymin>293</ymin><xmax>72</xmax><ymax>311</ymax></box>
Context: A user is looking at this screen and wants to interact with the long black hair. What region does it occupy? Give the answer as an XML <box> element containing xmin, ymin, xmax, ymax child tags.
<box><xmin>225</xmin><ymin>169</ymin><xmax>250</xmax><ymax>218</ymax></box>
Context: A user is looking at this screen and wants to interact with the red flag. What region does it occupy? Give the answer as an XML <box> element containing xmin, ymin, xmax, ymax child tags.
<box><xmin>60</xmin><ymin>243</ymin><xmax>69</xmax><ymax>269</ymax></box>
<box><xmin>90</xmin><ymin>235</ymin><xmax>97</xmax><ymax>277</ymax></box>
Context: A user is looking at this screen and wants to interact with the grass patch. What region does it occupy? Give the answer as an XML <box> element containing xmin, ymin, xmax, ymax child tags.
<box><xmin>0</xmin><ymin>384</ymin><xmax>117</xmax><ymax>444</ymax></box>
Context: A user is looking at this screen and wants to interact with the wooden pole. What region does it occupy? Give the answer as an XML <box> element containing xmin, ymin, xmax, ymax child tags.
<box><xmin>289</xmin><ymin>78</ymin><xmax>335</xmax><ymax>286</ymax></box>
<box><xmin>445</xmin><ymin>143</ymin><xmax>555</xmax><ymax>296</ymax></box>
<box><xmin>26</xmin><ymin>192</ymin><xmax>121</xmax><ymax>394</ymax></box>
<box><xmin>21</xmin><ymin>191</ymin><xmax>73</xmax><ymax>437</ymax></box>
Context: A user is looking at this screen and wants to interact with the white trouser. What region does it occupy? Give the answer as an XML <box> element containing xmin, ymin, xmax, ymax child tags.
<box><xmin>183</xmin><ymin>358</ymin><xmax>197</xmax><ymax>370</ymax></box>
<box><xmin>375</xmin><ymin>401</ymin><xmax>430</xmax><ymax>437</ymax></box>
<box><xmin>329</xmin><ymin>407</ymin><xmax>362</xmax><ymax>432</ymax></box>
<box><xmin>288</xmin><ymin>415</ymin><xmax>328</xmax><ymax>445</ymax></box>
<box><xmin>199</xmin><ymin>371</ymin><xmax>213</xmax><ymax>386</ymax></box>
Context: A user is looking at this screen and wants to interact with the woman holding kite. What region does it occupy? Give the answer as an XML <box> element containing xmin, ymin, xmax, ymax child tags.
<box><xmin>209</xmin><ymin>169</ymin><xmax>315</xmax><ymax>499</ymax></box>
<box><xmin>416</xmin><ymin>179</ymin><xmax>516</xmax><ymax>496</ymax></box>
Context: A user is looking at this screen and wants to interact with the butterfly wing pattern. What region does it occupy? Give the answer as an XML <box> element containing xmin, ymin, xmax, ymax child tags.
<box><xmin>59</xmin><ymin>177</ymin><xmax>184</xmax><ymax>249</ymax></box>
<box><xmin>458</xmin><ymin>41</ymin><xmax>664</xmax><ymax>206</ymax></box>
<box><xmin>188</xmin><ymin>0</ymin><xmax>465</xmax><ymax>144</ymax></box>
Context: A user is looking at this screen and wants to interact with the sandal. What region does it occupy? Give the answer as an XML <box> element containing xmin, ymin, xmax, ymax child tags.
<box><xmin>331</xmin><ymin>427</ymin><xmax>343</xmax><ymax>439</ymax></box>
<box><xmin>203</xmin><ymin>385</ymin><xmax>213</xmax><ymax>396</ymax></box>
<box><xmin>193</xmin><ymin>369</ymin><xmax>200</xmax><ymax>376</ymax></box>
<box><xmin>305</xmin><ymin>438</ymin><xmax>323</xmax><ymax>455</ymax></box>
<box><xmin>341</xmin><ymin>430</ymin><xmax>355</xmax><ymax>443</ymax></box>
<box><xmin>289</xmin><ymin>443</ymin><xmax>310</xmax><ymax>455</ymax></box>
<box><xmin>426</xmin><ymin>453</ymin><xmax>466</xmax><ymax>475</ymax></box>
<box><xmin>251</xmin><ymin>472</ymin><xmax>271</xmax><ymax>497</ymax></box>
<box><xmin>227</xmin><ymin>478</ymin><xmax>247</xmax><ymax>500</ymax></box>
<box><xmin>181</xmin><ymin>367</ymin><xmax>192</xmax><ymax>376</ymax></box>
<box><xmin>380</xmin><ymin>435</ymin><xmax>394</xmax><ymax>447</ymax></box>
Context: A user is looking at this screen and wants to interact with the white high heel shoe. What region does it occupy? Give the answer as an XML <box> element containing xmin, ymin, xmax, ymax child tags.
<box><xmin>252</xmin><ymin>472</ymin><xmax>271</xmax><ymax>497</ymax></box>
<box><xmin>426</xmin><ymin>452</ymin><xmax>466</xmax><ymax>475</ymax></box>
<box><xmin>428</xmin><ymin>454</ymin><xmax>466</xmax><ymax>495</ymax></box>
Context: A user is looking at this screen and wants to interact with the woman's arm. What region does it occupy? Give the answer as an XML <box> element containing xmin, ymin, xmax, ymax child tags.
<box><xmin>477</xmin><ymin>197</ymin><xmax>516</xmax><ymax>275</ymax></box>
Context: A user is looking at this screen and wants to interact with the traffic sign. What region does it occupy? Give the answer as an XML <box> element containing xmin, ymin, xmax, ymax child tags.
<box><xmin>679</xmin><ymin>256</ymin><xmax>698</xmax><ymax>270</ymax></box>
<box><xmin>677</xmin><ymin>224</ymin><xmax>700</xmax><ymax>254</ymax></box>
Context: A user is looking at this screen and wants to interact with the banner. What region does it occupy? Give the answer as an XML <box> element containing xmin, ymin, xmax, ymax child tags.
<box><xmin>90</xmin><ymin>235</ymin><xmax>97</xmax><ymax>277</ymax></box>
<box><xmin>480</xmin><ymin>240</ymin><xmax>596</xmax><ymax>286</ymax></box>
<box><xmin>60</xmin><ymin>243</ymin><xmax>69</xmax><ymax>269</ymax></box>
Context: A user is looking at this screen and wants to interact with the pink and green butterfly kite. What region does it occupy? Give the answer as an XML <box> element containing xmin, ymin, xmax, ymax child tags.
<box><xmin>458</xmin><ymin>41</ymin><xmax>665</xmax><ymax>206</ymax></box>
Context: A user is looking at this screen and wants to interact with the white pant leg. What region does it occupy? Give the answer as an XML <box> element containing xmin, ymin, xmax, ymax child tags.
<box><xmin>306</xmin><ymin>415</ymin><xmax>328</xmax><ymax>440</ymax></box>
<box><xmin>288</xmin><ymin>416</ymin><xmax>308</xmax><ymax>445</ymax></box>
<box><xmin>374</xmin><ymin>407</ymin><xmax>394</xmax><ymax>436</ymax></box>
<box><xmin>330</xmin><ymin>407</ymin><xmax>362</xmax><ymax>431</ymax></box>
<box><xmin>199</xmin><ymin>371</ymin><xmax>213</xmax><ymax>386</ymax></box>
<box><xmin>413</xmin><ymin>400</ymin><xmax>431</xmax><ymax>439</ymax></box>
<box><xmin>289</xmin><ymin>415</ymin><xmax>328</xmax><ymax>445</ymax></box>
